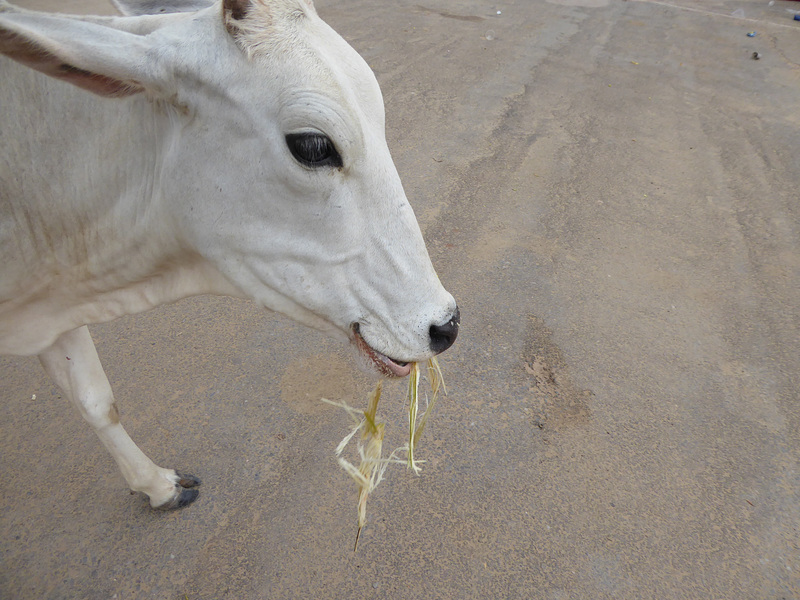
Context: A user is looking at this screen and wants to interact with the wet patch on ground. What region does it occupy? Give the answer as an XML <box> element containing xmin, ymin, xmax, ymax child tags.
<box><xmin>522</xmin><ymin>315</ymin><xmax>593</xmax><ymax>430</ymax></box>
<box><xmin>280</xmin><ymin>353</ymin><xmax>370</xmax><ymax>415</ymax></box>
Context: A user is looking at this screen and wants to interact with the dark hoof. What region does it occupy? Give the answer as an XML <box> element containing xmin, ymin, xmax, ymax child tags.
<box><xmin>175</xmin><ymin>487</ymin><xmax>199</xmax><ymax>508</ymax></box>
<box><xmin>176</xmin><ymin>472</ymin><xmax>202</xmax><ymax>489</ymax></box>
<box><xmin>156</xmin><ymin>487</ymin><xmax>200</xmax><ymax>510</ymax></box>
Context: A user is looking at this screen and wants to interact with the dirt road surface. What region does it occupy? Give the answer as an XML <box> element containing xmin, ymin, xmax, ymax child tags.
<box><xmin>2</xmin><ymin>0</ymin><xmax>799</xmax><ymax>598</ymax></box>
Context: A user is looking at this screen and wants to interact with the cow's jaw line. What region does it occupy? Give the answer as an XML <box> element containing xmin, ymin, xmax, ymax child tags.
<box><xmin>351</xmin><ymin>323</ymin><xmax>412</xmax><ymax>378</ymax></box>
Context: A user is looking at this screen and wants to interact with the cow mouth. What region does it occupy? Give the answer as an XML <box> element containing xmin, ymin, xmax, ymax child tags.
<box><xmin>351</xmin><ymin>323</ymin><xmax>412</xmax><ymax>378</ymax></box>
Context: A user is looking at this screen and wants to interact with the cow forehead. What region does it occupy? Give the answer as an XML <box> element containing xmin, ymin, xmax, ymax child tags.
<box><xmin>230</xmin><ymin>3</ymin><xmax>385</xmax><ymax>133</ymax></box>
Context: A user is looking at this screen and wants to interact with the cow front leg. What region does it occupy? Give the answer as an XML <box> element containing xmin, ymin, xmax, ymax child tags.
<box><xmin>38</xmin><ymin>326</ymin><xmax>200</xmax><ymax>509</ymax></box>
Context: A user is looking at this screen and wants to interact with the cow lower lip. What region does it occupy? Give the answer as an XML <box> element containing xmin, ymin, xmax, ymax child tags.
<box><xmin>351</xmin><ymin>324</ymin><xmax>412</xmax><ymax>378</ymax></box>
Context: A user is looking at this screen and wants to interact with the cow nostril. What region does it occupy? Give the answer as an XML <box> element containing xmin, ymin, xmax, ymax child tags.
<box><xmin>429</xmin><ymin>307</ymin><xmax>460</xmax><ymax>354</ymax></box>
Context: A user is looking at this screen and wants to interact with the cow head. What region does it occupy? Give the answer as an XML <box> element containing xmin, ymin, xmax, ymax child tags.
<box><xmin>0</xmin><ymin>0</ymin><xmax>458</xmax><ymax>376</ymax></box>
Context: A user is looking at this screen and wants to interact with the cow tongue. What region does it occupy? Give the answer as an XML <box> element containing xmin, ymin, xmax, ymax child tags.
<box><xmin>375</xmin><ymin>352</ymin><xmax>412</xmax><ymax>378</ymax></box>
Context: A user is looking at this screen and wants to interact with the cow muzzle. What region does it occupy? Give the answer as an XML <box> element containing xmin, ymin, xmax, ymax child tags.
<box><xmin>350</xmin><ymin>305</ymin><xmax>460</xmax><ymax>378</ymax></box>
<box><xmin>429</xmin><ymin>306</ymin><xmax>460</xmax><ymax>354</ymax></box>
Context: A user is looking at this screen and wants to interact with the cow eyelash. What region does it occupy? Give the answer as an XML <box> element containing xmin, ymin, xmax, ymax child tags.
<box><xmin>285</xmin><ymin>132</ymin><xmax>343</xmax><ymax>169</ymax></box>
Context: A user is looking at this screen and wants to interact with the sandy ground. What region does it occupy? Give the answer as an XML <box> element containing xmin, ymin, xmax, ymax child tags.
<box><xmin>2</xmin><ymin>0</ymin><xmax>800</xmax><ymax>598</ymax></box>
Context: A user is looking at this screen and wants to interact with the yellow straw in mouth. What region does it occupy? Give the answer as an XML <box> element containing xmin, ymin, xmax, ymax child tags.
<box><xmin>323</xmin><ymin>357</ymin><xmax>446</xmax><ymax>550</ymax></box>
<box><xmin>407</xmin><ymin>357</ymin><xmax>445</xmax><ymax>474</ymax></box>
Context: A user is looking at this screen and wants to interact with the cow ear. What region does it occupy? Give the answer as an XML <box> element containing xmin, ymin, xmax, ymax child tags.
<box><xmin>111</xmin><ymin>0</ymin><xmax>214</xmax><ymax>17</ymax></box>
<box><xmin>222</xmin><ymin>0</ymin><xmax>316</xmax><ymax>39</ymax></box>
<box><xmin>0</xmin><ymin>12</ymin><xmax>158</xmax><ymax>97</ymax></box>
<box><xmin>221</xmin><ymin>0</ymin><xmax>316</xmax><ymax>20</ymax></box>
<box><xmin>222</xmin><ymin>0</ymin><xmax>251</xmax><ymax>23</ymax></box>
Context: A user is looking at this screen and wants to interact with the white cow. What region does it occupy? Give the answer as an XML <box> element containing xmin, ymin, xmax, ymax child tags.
<box><xmin>0</xmin><ymin>0</ymin><xmax>459</xmax><ymax>509</ymax></box>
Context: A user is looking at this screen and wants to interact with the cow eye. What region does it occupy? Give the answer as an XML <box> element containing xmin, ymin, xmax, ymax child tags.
<box><xmin>285</xmin><ymin>132</ymin><xmax>343</xmax><ymax>169</ymax></box>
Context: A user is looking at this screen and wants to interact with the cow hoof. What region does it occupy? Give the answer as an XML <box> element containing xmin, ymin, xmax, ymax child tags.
<box><xmin>156</xmin><ymin>487</ymin><xmax>200</xmax><ymax>510</ymax></box>
<box><xmin>176</xmin><ymin>471</ymin><xmax>202</xmax><ymax>489</ymax></box>
<box><xmin>153</xmin><ymin>472</ymin><xmax>202</xmax><ymax>510</ymax></box>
